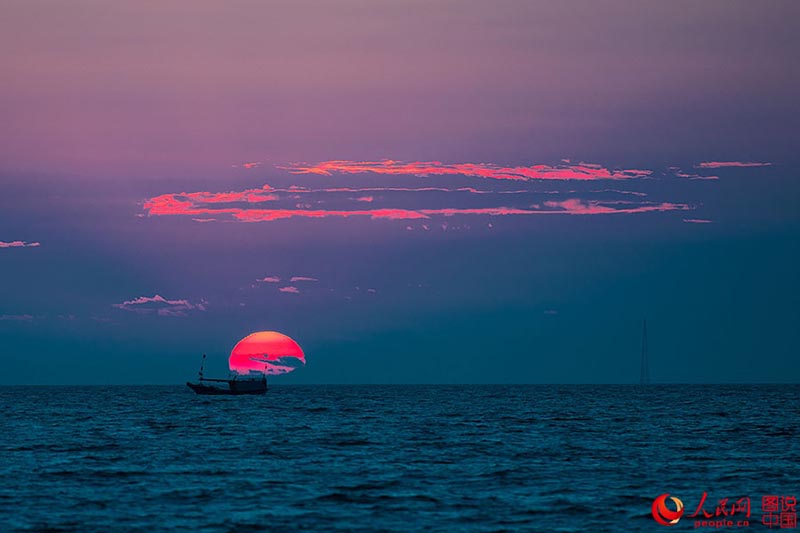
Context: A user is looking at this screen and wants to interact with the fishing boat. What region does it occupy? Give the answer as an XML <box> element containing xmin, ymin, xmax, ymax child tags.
<box><xmin>186</xmin><ymin>354</ymin><xmax>267</xmax><ymax>395</ymax></box>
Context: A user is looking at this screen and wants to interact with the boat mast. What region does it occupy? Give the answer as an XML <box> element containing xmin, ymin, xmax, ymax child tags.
<box><xmin>639</xmin><ymin>319</ymin><xmax>649</xmax><ymax>384</ymax></box>
<box><xmin>199</xmin><ymin>353</ymin><xmax>206</xmax><ymax>380</ymax></box>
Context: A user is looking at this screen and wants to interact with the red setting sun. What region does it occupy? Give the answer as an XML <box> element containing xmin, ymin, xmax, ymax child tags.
<box><xmin>228</xmin><ymin>331</ymin><xmax>306</xmax><ymax>376</ymax></box>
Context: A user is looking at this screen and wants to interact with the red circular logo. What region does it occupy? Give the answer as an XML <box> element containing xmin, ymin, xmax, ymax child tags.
<box><xmin>652</xmin><ymin>494</ymin><xmax>684</xmax><ymax>526</ymax></box>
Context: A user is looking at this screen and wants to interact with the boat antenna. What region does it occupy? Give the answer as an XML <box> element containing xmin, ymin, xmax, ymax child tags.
<box><xmin>639</xmin><ymin>319</ymin><xmax>649</xmax><ymax>385</ymax></box>
<box><xmin>199</xmin><ymin>353</ymin><xmax>206</xmax><ymax>380</ymax></box>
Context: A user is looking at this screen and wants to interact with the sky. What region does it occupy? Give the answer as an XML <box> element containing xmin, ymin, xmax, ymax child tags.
<box><xmin>1</xmin><ymin>0</ymin><xmax>799</xmax><ymax>384</ymax></box>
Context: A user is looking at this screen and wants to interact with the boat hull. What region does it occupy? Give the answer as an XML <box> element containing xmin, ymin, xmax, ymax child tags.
<box><xmin>186</xmin><ymin>381</ymin><xmax>267</xmax><ymax>395</ymax></box>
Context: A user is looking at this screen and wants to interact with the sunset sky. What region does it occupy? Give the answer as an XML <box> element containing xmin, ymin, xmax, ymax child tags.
<box><xmin>1</xmin><ymin>0</ymin><xmax>798</xmax><ymax>384</ymax></box>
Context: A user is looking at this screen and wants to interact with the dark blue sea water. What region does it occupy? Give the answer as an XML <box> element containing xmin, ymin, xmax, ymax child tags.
<box><xmin>1</xmin><ymin>385</ymin><xmax>798</xmax><ymax>532</ymax></box>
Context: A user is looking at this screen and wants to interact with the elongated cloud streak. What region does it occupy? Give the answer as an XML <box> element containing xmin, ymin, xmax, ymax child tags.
<box><xmin>145</xmin><ymin>190</ymin><xmax>687</xmax><ymax>222</ymax></box>
<box><xmin>113</xmin><ymin>294</ymin><xmax>206</xmax><ymax>316</ymax></box>
<box><xmin>147</xmin><ymin>200</ymin><xmax>687</xmax><ymax>223</ymax></box>
<box><xmin>695</xmin><ymin>161</ymin><xmax>771</xmax><ymax>169</ymax></box>
<box><xmin>232</xmin><ymin>161</ymin><xmax>262</xmax><ymax>169</ymax></box>
<box><xmin>671</xmin><ymin>169</ymin><xmax>719</xmax><ymax>181</ymax></box>
<box><xmin>0</xmin><ymin>240</ymin><xmax>40</xmax><ymax>248</ymax></box>
<box><xmin>144</xmin><ymin>184</ymin><xmax>651</xmax><ymax>219</ymax></box>
<box><xmin>536</xmin><ymin>199</ymin><xmax>687</xmax><ymax>215</ymax></box>
<box><xmin>0</xmin><ymin>314</ymin><xmax>34</xmax><ymax>321</ymax></box>
<box><xmin>283</xmin><ymin>160</ymin><xmax>652</xmax><ymax>181</ymax></box>
<box><xmin>143</xmin><ymin>158</ymin><xmax>690</xmax><ymax>225</ymax></box>
<box><xmin>182</xmin><ymin>188</ymin><xmax>278</xmax><ymax>204</ymax></box>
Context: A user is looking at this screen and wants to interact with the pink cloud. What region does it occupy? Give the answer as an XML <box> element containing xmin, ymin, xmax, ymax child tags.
<box><xmin>257</xmin><ymin>276</ymin><xmax>281</xmax><ymax>283</ymax></box>
<box><xmin>232</xmin><ymin>161</ymin><xmax>262</xmax><ymax>169</ymax></box>
<box><xmin>283</xmin><ymin>160</ymin><xmax>652</xmax><ymax>181</ymax></box>
<box><xmin>183</xmin><ymin>188</ymin><xmax>278</xmax><ymax>204</ymax></box>
<box><xmin>0</xmin><ymin>240</ymin><xmax>40</xmax><ymax>248</ymax></box>
<box><xmin>279</xmin><ymin>286</ymin><xmax>300</xmax><ymax>294</ymax></box>
<box><xmin>145</xmin><ymin>199</ymin><xmax>689</xmax><ymax>223</ymax></box>
<box><xmin>537</xmin><ymin>199</ymin><xmax>688</xmax><ymax>215</ymax></box>
<box><xmin>144</xmin><ymin>183</ymin><xmax>654</xmax><ymax>222</ymax></box>
<box><xmin>230</xmin><ymin>208</ymin><xmax>431</xmax><ymax>222</ymax></box>
<box><xmin>113</xmin><ymin>294</ymin><xmax>206</xmax><ymax>316</ymax></box>
<box><xmin>301</xmin><ymin>186</ymin><xmax>499</xmax><ymax>194</ymax></box>
<box><xmin>683</xmin><ymin>218</ymin><xmax>713</xmax><ymax>224</ymax></box>
<box><xmin>142</xmin><ymin>160</ymin><xmax>690</xmax><ymax>225</ymax></box>
<box><xmin>144</xmin><ymin>186</ymin><xmax>278</xmax><ymax>216</ymax></box>
<box><xmin>251</xmin><ymin>200</ymin><xmax>688</xmax><ymax>221</ymax></box>
<box><xmin>289</xmin><ymin>276</ymin><xmax>318</xmax><ymax>282</ymax></box>
<box><xmin>695</xmin><ymin>161</ymin><xmax>771</xmax><ymax>169</ymax></box>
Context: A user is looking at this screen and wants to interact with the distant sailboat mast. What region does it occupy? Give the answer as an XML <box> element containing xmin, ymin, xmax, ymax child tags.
<box><xmin>639</xmin><ymin>319</ymin><xmax>650</xmax><ymax>384</ymax></box>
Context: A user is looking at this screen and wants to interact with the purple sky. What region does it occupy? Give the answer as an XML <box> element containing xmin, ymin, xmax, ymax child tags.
<box><xmin>1</xmin><ymin>1</ymin><xmax>799</xmax><ymax>384</ymax></box>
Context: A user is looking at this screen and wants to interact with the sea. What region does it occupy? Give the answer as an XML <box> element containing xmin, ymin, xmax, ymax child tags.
<box><xmin>1</xmin><ymin>385</ymin><xmax>798</xmax><ymax>532</ymax></box>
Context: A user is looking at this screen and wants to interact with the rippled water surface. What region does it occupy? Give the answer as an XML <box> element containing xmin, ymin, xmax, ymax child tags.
<box><xmin>1</xmin><ymin>385</ymin><xmax>798</xmax><ymax>531</ymax></box>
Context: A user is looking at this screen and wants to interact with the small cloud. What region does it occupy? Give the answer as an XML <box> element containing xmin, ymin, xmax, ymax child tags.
<box><xmin>544</xmin><ymin>309</ymin><xmax>558</xmax><ymax>315</ymax></box>
<box><xmin>355</xmin><ymin>196</ymin><xmax>374</xmax><ymax>202</ymax></box>
<box><xmin>695</xmin><ymin>161</ymin><xmax>771</xmax><ymax>169</ymax></box>
<box><xmin>192</xmin><ymin>218</ymin><xmax>217</xmax><ymax>223</ymax></box>
<box><xmin>113</xmin><ymin>294</ymin><xmax>206</xmax><ymax>316</ymax></box>
<box><xmin>672</xmin><ymin>169</ymin><xmax>719</xmax><ymax>180</ymax></box>
<box><xmin>367</xmin><ymin>288</ymin><xmax>377</xmax><ymax>294</ymax></box>
<box><xmin>279</xmin><ymin>286</ymin><xmax>300</xmax><ymax>294</ymax></box>
<box><xmin>683</xmin><ymin>218</ymin><xmax>713</xmax><ymax>224</ymax></box>
<box><xmin>257</xmin><ymin>276</ymin><xmax>281</xmax><ymax>283</ymax></box>
<box><xmin>0</xmin><ymin>240</ymin><xmax>40</xmax><ymax>249</ymax></box>
<box><xmin>248</xmin><ymin>354</ymin><xmax>306</xmax><ymax>370</ymax></box>
<box><xmin>0</xmin><ymin>314</ymin><xmax>34</xmax><ymax>321</ymax></box>
<box><xmin>289</xmin><ymin>276</ymin><xmax>318</xmax><ymax>282</ymax></box>
<box><xmin>232</xmin><ymin>161</ymin><xmax>262</xmax><ymax>169</ymax></box>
